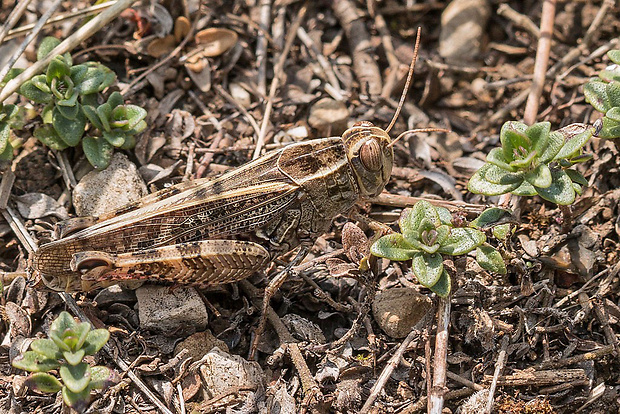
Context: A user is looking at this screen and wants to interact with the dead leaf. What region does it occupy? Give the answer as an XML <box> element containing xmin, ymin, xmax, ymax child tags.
<box><xmin>194</xmin><ymin>28</ymin><xmax>238</xmax><ymax>57</ymax></box>
<box><xmin>15</xmin><ymin>193</ymin><xmax>68</xmax><ymax>219</ymax></box>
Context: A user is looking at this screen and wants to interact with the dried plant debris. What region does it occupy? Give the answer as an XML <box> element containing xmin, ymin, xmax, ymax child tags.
<box><xmin>1</xmin><ymin>1</ymin><xmax>620</xmax><ymax>413</ymax></box>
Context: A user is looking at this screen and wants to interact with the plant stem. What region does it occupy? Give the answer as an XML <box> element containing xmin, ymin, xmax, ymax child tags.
<box><xmin>429</xmin><ymin>294</ymin><xmax>451</xmax><ymax>414</ymax></box>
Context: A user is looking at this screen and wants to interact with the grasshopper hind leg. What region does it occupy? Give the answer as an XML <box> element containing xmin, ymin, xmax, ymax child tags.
<box><xmin>71</xmin><ymin>240</ymin><xmax>271</xmax><ymax>288</ymax></box>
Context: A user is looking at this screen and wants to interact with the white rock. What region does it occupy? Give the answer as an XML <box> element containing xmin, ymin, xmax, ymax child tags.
<box><xmin>136</xmin><ymin>285</ymin><xmax>208</xmax><ymax>332</ymax></box>
<box><xmin>199</xmin><ymin>347</ymin><xmax>265</xmax><ymax>401</ymax></box>
<box><xmin>439</xmin><ymin>0</ymin><xmax>491</xmax><ymax>64</ymax></box>
<box><xmin>72</xmin><ymin>153</ymin><xmax>148</xmax><ymax>217</ymax></box>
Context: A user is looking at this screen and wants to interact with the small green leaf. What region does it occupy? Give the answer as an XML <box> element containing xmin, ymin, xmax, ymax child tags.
<box><xmin>89</xmin><ymin>366</ymin><xmax>120</xmax><ymax>390</ymax></box>
<box><xmin>606</xmin><ymin>81</ymin><xmax>620</xmax><ymax>108</ymax></box>
<box><xmin>606</xmin><ymin>107</ymin><xmax>620</xmax><ymax>122</ymax></box>
<box><xmin>107</xmin><ymin>91</ymin><xmax>124</xmax><ymax>108</ymax></box>
<box><xmin>46</xmin><ymin>58</ymin><xmax>71</xmax><ymax>83</ymax></box>
<box><xmin>119</xmin><ymin>105</ymin><xmax>147</xmax><ymax>130</ymax></box>
<box><xmin>62</xmin><ymin>385</ymin><xmax>91</xmax><ymax>412</ymax></box>
<box><xmin>399</xmin><ymin>201</ymin><xmax>441</xmax><ymax>237</ymax></box>
<box><xmin>12</xmin><ymin>351</ymin><xmax>61</xmax><ymax>372</ymax></box>
<box><xmin>82</xmin><ymin>136</ymin><xmax>113</xmax><ymax>169</ymax></box>
<box><xmin>599</xmin><ymin>69</ymin><xmax>620</xmax><ymax>83</ymax></box>
<box><xmin>492</xmin><ymin>223</ymin><xmax>512</xmax><ymax>240</ymax></box>
<box><xmin>60</xmin><ymin>363</ymin><xmax>91</xmax><ymax>393</ymax></box>
<box><xmin>486</xmin><ymin>147</ymin><xmax>516</xmax><ymax>172</ymax></box>
<box><xmin>535</xmin><ymin>169</ymin><xmax>576</xmax><ymax>205</ymax></box>
<box><xmin>483</xmin><ymin>164</ymin><xmax>523</xmax><ymax>184</ymax></box>
<box><xmin>508</xmin><ymin>150</ymin><xmax>537</xmax><ymax>169</ymax></box>
<box><xmin>524</xmin><ymin>163</ymin><xmax>552</xmax><ymax>188</ymax></box>
<box><xmin>76</xmin><ymin>64</ymin><xmax>116</xmax><ymax>95</ymax></box>
<box><xmin>428</xmin><ymin>269</ymin><xmax>451</xmax><ymax>297</ymax></box>
<box><xmin>103</xmin><ymin>130</ymin><xmax>127</xmax><ymax>147</ymax></box>
<box><xmin>573</xmin><ymin>182</ymin><xmax>583</xmax><ymax>195</ymax></box>
<box><xmin>0</xmin><ymin>123</ymin><xmax>9</xmax><ymax>153</ymax></box>
<box><xmin>511</xmin><ymin>180</ymin><xmax>537</xmax><ymax>196</ymax></box>
<box><xmin>608</xmin><ymin>50</ymin><xmax>620</xmax><ymax>64</ymax></box>
<box><xmin>500</xmin><ymin>121</ymin><xmax>530</xmax><ymax>161</ymax></box>
<box><xmin>597</xmin><ymin>117</ymin><xmax>620</xmax><ymax>138</ymax></box>
<box><xmin>63</xmin><ymin>349</ymin><xmax>86</xmax><ymax>366</ymax></box>
<box><xmin>370</xmin><ymin>233</ymin><xmax>418</xmax><ymax>261</ymax></box>
<box><xmin>553</xmin><ymin>127</ymin><xmax>594</xmax><ymax>160</ymax></box>
<box><xmin>526</xmin><ymin>121</ymin><xmax>551</xmax><ymax>155</ymax></box>
<box><xmin>468</xmin><ymin>164</ymin><xmax>523</xmax><ymax>196</ymax></box>
<box><xmin>120</xmin><ymin>134</ymin><xmax>136</xmax><ymax>150</ymax></box>
<box><xmin>24</xmin><ymin>372</ymin><xmax>63</xmax><ymax>393</ymax></box>
<box><xmin>37</xmin><ymin>37</ymin><xmax>61</xmax><ymax>61</ymax></box>
<box><xmin>0</xmin><ymin>141</ymin><xmax>14</xmax><ymax>160</ymax></box>
<box><xmin>30</xmin><ymin>339</ymin><xmax>62</xmax><ymax>360</ymax></box>
<box><xmin>34</xmin><ymin>125</ymin><xmax>68</xmax><ymax>150</ymax></box>
<box><xmin>96</xmin><ymin>103</ymin><xmax>112</xmax><ymax>131</ymax></box>
<box><xmin>50</xmin><ymin>312</ymin><xmax>77</xmax><ymax>338</ymax></box>
<box><xmin>438</xmin><ymin>227</ymin><xmax>486</xmax><ymax>256</ymax></box>
<box><xmin>55</xmin><ymin>98</ymin><xmax>80</xmax><ymax>120</ymax></box>
<box><xmin>411</xmin><ymin>252</ymin><xmax>444</xmax><ymax>288</ymax></box>
<box><xmin>82</xmin><ymin>329</ymin><xmax>110</xmax><ymax>356</ymax></box>
<box><xmin>19</xmin><ymin>79</ymin><xmax>53</xmax><ymax>104</ymax></box>
<box><xmin>470</xmin><ymin>208</ymin><xmax>513</xmax><ymax>229</ymax></box>
<box><xmin>584</xmin><ymin>80</ymin><xmax>610</xmax><ymax>113</ymax></box>
<box><xmin>52</xmin><ymin>107</ymin><xmax>85</xmax><ymax>146</ymax></box>
<box><xmin>436</xmin><ymin>207</ymin><xmax>453</xmax><ymax>226</ymax></box>
<box><xmin>127</xmin><ymin>120</ymin><xmax>147</xmax><ymax>135</ymax></box>
<box><xmin>539</xmin><ymin>131</ymin><xmax>565</xmax><ymax>163</ymax></box>
<box><xmin>476</xmin><ymin>244</ymin><xmax>507</xmax><ymax>274</ymax></box>
<box><xmin>565</xmin><ymin>169</ymin><xmax>588</xmax><ymax>186</ymax></box>
<box><xmin>82</xmin><ymin>105</ymin><xmax>104</xmax><ymax>130</ymax></box>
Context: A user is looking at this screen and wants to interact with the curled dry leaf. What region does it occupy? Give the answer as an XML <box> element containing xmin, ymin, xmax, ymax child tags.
<box><xmin>194</xmin><ymin>28</ymin><xmax>238</xmax><ymax>57</ymax></box>
<box><xmin>174</xmin><ymin>16</ymin><xmax>191</xmax><ymax>43</ymax></box>
<box><xmin>341</xmin><ymin>222</ymin><xmax>369</xmax><ymax>263</ymax></box>
<box><xmin>184</xmin><ymin>56</ymin><xmax>211</xmax><ymax>93</ymax></box>
<box><xmin>146</xmin><ymin>35</ymin><xmax>176</xmax><ymax>58</ymax></box>
<box><xmin>15</xmin><ymin>193</ymin><xmax>68</xmax><ymax>220</ymax></box>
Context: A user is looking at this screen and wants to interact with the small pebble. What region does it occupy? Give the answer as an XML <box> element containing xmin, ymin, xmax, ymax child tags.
<box><xmin>372</xmin><ymin>287</ymin><xmax>432</xmax><ymax>338</ymax></box>
<box><xmin>136</xmin><ymin>285</ymin><xmax>208</xmax><ymax>333</ymax></box>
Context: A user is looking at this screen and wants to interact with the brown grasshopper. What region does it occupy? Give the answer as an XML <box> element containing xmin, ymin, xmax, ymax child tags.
<box><xmin>30</xmin><ymin>29</ymin><xmax>441</xmax><ymax>347</ymax></box>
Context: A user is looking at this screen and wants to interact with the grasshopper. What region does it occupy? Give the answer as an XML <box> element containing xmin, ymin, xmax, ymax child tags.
<box><xmin>30</xmin><ymin>29</ymin><xmax>440</xmax><ymax>346</ymax></box>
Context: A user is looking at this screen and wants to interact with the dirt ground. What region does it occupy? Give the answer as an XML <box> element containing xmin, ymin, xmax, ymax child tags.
<box><xmin>1</xmin><ymin>0</ymin><xmax>620</xmax><ymax>413</ymax></box>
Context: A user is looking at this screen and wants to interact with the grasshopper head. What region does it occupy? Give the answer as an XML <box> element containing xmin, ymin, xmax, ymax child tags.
<box><xmin>343</xmin><ymin>121</ymin><xmax>394</xmax><ymax>198</ymax></box>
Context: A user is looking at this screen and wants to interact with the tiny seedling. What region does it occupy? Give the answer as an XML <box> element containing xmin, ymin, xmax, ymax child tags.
<box><xmin>12</xmin><ymin>311</ymin><xmax>119</xmax><ymax>413</ymax></box>
<box><xmin>584</xmin><ymin>49</ymin><xmax>620</xmax><ymax>139</ymax></box>
<box><xmin>370</xmin><ymin>200</ymin><xmax>508</xmax><ymax>297</ymax></box>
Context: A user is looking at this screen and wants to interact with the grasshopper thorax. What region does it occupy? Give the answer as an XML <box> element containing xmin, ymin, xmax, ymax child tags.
<box><xmin>343</xmin><ymin>121</ymin><xmax>394</xmax><ymax>198</ymax></box>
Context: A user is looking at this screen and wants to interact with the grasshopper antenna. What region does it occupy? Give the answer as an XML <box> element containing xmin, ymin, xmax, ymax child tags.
<box><xmin>385</xmin><ymin>27</ymin><xmax>422</xmax><ymax>135</ymax></box>
<box><xmin>385</xmin><ymin>27</ymin><xmax>451</xmax><ymax>147</ymax></box>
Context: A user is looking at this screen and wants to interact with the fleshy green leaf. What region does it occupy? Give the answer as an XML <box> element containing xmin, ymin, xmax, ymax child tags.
<box><xmin>19</xmin><ymin>79</ymin><xmax>53</xmax><ymax>104</ymax></box>
<box><xmin>30</xmin><ymin>339</ymin><xmax>62</xmax><ymax>360</ymax></box>
<box><xmin>476</xmin><ymin>244</ymin><xmax>507</xmax><ymax>274</ymax></box>
<box><xmin>82</xmin><ymin>136</ymin><xmax>113</xmax><ymax>169</ymax></box>
<box><xmin>511</xmin><ymin>180</ymin><xmax>537</xmax><ymax>196</ymax></box>
<box><xmin>599</xmin><ymin>69</ymin><xmax>620</xmax><ymax>83</ymax></box>
<box><xmin>436</xmin><ymin>207</ymin><xmax>453</xmax><ymax>226</ymax></box>
<box><xmin>0</xmin><ymin>141</ymin><xmax>14</xmax><ymax>160</ymax></box>
<box><xmin>118</xmin><ymin>105</ymin><xmax>147</xmax><ymax>130</ymax></box>
<box><xmin>55</xmin><ymin>98</ymin><xmax>80</xmax><ymax>120</ymax></box>
<box><xmin>399</xmin><ymin>201</ymin><xmax>441</xmax><ymax>237</ymax></box>
<box><xmin>597</xmin><ymin>117</ymin><xmax>620</xmax><ymax>138</ymax></box>
<box><xmin>37</xmin><ymin>37</ymin><xmax>61</xmax><ymax>61</ymax></box>
<box><xmin>524</xmin><ymin>163</ymin><xmax>552</xmax><ymax>188</ymax></box>
<box><xmin>526</xmin><ymin>121</ymin><xmax>551</xmax><ymax>155</ymax></box>
<box><xmin>606</xmin><ymin>81</ymin><xmax>620</xmax><ymax>108</ymax></box>
<box><xmin>492</xmin><ymin>223</ymin><xmax>512</xmax><ymax>240</ymax></box>
<box><xmin>486</xmin><ymin>147</ymin><xmax>516</xmax><ymax>172</ymax></box>
<box><xmin>120</xmin><ymin>134</ymin><xmax>136</xmax><ymax>150</ymax></box>
<box><xmin>565</xmin><ymin>169</ymin><xmax>588</xmax><ymax>186</ymax></box>
<box><xmin>553</xmin><ymin>126</ymin><xmax>594</xmax><ymax>160</ymax></box>
<box><xmin>370</xmin><ymin>233</ymin><xmax>418</xmax><ymax>261</ymax></box>
<box><xmin>12</xmin><ymin>351</ymin><xmax>61</xmax><ymax>372</ymax></box>
<box><xmin>103</xmin><ymin>130</ymin><xmax>127</xmax><ymax>147</ymax></box>
<box><xmin>63</xmin><ymin>349</ymin><xmax>86</xmax><ymax>366</ymax></box>
<box><xmin>34</xmin><ymin>125</ymin><xmax>68</xmax><ymax>150</ymax></box>
<box><xmin>96</xmin><ymin>103</ymin><xmax>112</xmax><ymax>131</ymax></box>
<box><xmin>46</xmin><ymin>58</ymin><xmax>71</xmax><ymax>83</ymax></box>
<box><xmin>76</xmin><ymin>64</ymin><xmax>116</xmax><ymax>95</ymax></box>
<box><xmin>608</xmin><ymin>50</ymin><xmax>620</xmax><ymax>64</ymax></box>
<box><xmin>82</xmin><ymin>105</ymin><xmax>104</xmax><ymax>130</ymax></box>
<box><xmin>500</xmin><ymin>121</ymin><xmax>529</xmax><ymax>161</ymax></box>
<box><xmin>607</xmin><ymin>107</ymin><xmax>620</xmax><ymax>122</ymax></box>
<box><xmin>108</xmin><ymin>91</ymin><xmax>124</xmax><ymax>108</ymax></box>
<box><xmin>411</xmin><ymin>252</ymin><xmax>444</xmax><ymax>288</ymax></box>
<box><xmin>584</xmin><ymin>80</ymin><xmax>610</xmax><ymax>113</ymax></box>
<box><xmin>470</xmin><ymin>208</ymin><xmax>513</xmax><ymax>229</ymax></box>
<box><xmin>89</xmin><ymin>366</ymin><xmax>120</xmax><ymax>390</ymax></box>
<box><xmin>52</xmin><ymin>107</ymin><xmax>85</xmax><ymax>146</ymax></box>
<box><xmin>60</xmin><ymin>363</ymin><xmax>91</xmax><ymax>393</ymax></box>
<box><xmin>482</xmin><ymin>164</ymin><xmax>523</xmax><ymax>184</ymax></box>
<box><xmin>127</xmin><ymin>120</ymin><xmax>147</xmax><ymax>135</ymax></box>
<box><xmin>468</xmin><ymin>164</ymin><xmax>523</xmax><ymax>196</ymax></box>
<box><xmin>438</xmin><ymin>227</ymin><xmax>486</xmax><ymax>256</ymax></box>
<box><xmin>539</xmin><ymin>131</ymin><xmax>565</xmax><ymax>163</ymax></box>
<box><xmin>508</xmin><ymin>150</ymin><xmax>536</xmax><ymax>169</ymax></box>
<box><xmin>428</xmin><ymin>269</ymin><xmax>451</xmax><ymax>297</ymax></box>
<box><xmin>62</xmin><ymin>385</ymin><xmax>91</xmax><ymax>412</ymax></box>
<box><xmin>0</xmin><ymin>123</ymin><xmax>9</xmax><ymax>153</ymax></box>
<box><xmin>535</xmin><ymin>169</ymin><xmax>576</xmax><ymax>205</ymax></box>
<box><xmin>82</xmin><ymin>329</ymin><xmax>110</xmax><ymax>356</ymax></box>
<box><xmin>24</xmin><ymin>372</ymin><xmax>63</xmax><ymax>393</ymax></box>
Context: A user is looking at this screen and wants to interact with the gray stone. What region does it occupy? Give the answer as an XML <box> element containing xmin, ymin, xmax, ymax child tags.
<box><xmin>73</xmin><ymin>153</ymin><xmax>148</xmax><ymax>217</ymax></box>
<box><xmin>372</xmin><ymin>287</ymin><xmax>432</xmax><ymax>338</ymax></box>
<box><xmin>439</xmin><ymin>0</ymin><xmax>490</xmax><ymax>64</ymax></box>
<box><xmin>308</xmin><ymin>97</ymin><xmax>349</xmax><ymax>136</ymax></box>
<box><xmin>94</xmin><ymin>285</ymin><xmax>137</xmax><ymax>306</ymax></box>
<box><xmin>136</xmin><ymin>285</ymin><xmax>208</xmax><ymax>332</ymax></box>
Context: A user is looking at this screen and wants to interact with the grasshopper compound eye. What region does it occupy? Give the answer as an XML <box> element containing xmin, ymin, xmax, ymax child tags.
<box><xmin>360</xmin><ymin>139</ymin><xmax>383</xmax><ymax>172</ymax></box>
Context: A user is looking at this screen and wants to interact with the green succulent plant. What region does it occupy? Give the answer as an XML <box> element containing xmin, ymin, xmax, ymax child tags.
<box><xmin>584</xmin><ymin>49</ymin><xmax>620</xmax><ymax>138</ymax></box>
<box><xmin>467</xmin><ymin>121</ymin><xmax>596</xmax><ymax>205</ymax></box>
<box><xmin>370</xmin><ymin>201</ymin><xmax>507</xmax><ymax>297</ymax></box>
<box><xmin>82</xmin><ymin>91</ymin><xmax>146</xmax><ymax>168</ymax></box>
<box><xmin>0</xmin><ymin>103</ymin><xmax>24</xmax><ymax>160</ymax></box>
<box><xmin>12</xmin><ymin>311</ymin><xmax>119</xmax><ymax>413</ymax></box>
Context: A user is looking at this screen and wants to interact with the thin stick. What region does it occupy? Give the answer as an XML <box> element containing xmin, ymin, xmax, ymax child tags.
<box><xmin>256</xmin><ymin>0</ymin><xmax>271</xmax><ymax>96</ymax></box>
<box><xmin>0</xmin><ymin>0</ymin><xmax>34</xmax><ymax>45</ymax></box>
<box><xmin>0</xmin><ymin>0</ymin><xmax>137</xmax><ymax>103</ymax></box>
<box><xmin>429</xmin><ymin>294</ymin><xmax>451</xmax><ymax>414</ymax></box>
<box><xmin>253</xmin><ymin>3</ymin><xmax>308</xmax><ymax>160</ymax></box>
<box><xmin>523</xmin><ymin>0</ymin><xmax>556</xmax><ymax>125</ymax></box>
<box><xmin>2</xmin><ymin>2</ymin><xmax>116</xmax><ymax>42</ymax></box>
<box><xmin>385</xmin><ymin>27</ymin><xmax>421</xmax><ymax>134</ymax></box>
<box><xmin>0</xmin><ymin>0</ymin><xmax>63</xmax><ymax>85</ymax></box>
<box><xmin>484</xmin><ymin>335</ymin><xmax>510</xmax><ymax>414</ymax></box>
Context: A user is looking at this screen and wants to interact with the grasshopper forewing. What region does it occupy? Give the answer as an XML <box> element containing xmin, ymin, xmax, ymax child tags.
<box><xmin>30</xmin><ymin>29</ymin><xmax>441</xmax><ymax>310</ymax></box>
